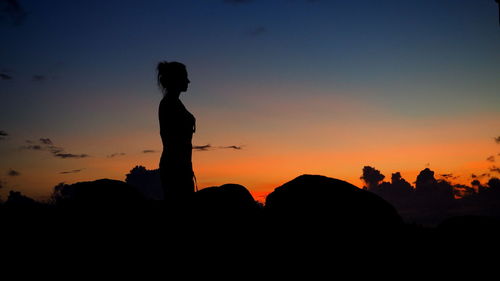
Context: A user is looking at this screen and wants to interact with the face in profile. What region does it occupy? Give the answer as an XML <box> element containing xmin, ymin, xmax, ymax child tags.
<box><xmin>179</xmin><ymin>69</ymin><xmax>190</xmax><ymax>93</ymax></box>
<box><xmin>157</xmin><ymin>61</ymin><xmax>190</xmax><ymax>95</ymax></box>
<box><xmin>168</xmin><ymin>68</ymin><xmax>190</xmax><ymax>93</ymax></box>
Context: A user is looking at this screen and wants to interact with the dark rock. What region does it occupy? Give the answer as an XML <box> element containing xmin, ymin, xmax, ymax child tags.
<box><xmin>195</xmin><ymin>183</ymin><xmax>259</xmax><ymax>212</ymax></box>
<box><xmin>265</xmin><ymin>174</ymin><xmax>402</xmax><ymax>230</ymax></box>
<box><xmin>51</xmin><ymin>179</ymin><xmax>144</xmax><ymax>208</ymax></box>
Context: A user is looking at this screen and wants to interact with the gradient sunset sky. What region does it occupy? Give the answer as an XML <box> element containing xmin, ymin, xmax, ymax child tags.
<box><xmin>1</xmin><ymin>0</ymin><xmax>499</xmax><ymax>201</ymax></box>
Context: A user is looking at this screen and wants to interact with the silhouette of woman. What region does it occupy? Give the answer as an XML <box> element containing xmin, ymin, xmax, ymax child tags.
<box><xmin>157</xmin><ymin>61</ymin><xmax>195</xmax><ymax>203</ymax></box>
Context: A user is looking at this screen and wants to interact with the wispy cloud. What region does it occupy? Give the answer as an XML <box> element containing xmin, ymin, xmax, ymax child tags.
<box><xmin>490</xmin><ymin>166</ymin><xmax>500</xmax><ymax>174</ymax></box>
<box><xmin>142</xmin><ymin>150</ymin><xmax>157</xmax><ymax>153</ymax></box>
<box><xmin>39</xmin><ymin>138</ymin><xmax>53</xmax><ymax>145</ymax></box>
<box><xmin>0</xmin><ymin>73</ymin><xmax>12</xmax><ymax>80</ymax></box>
<box><xmin>471</xmin><ymin>173</ymin><xmax>491</xmax><ymax>179</ymax></box>
<box><xmin>7</xmin><ymin>169</ymin><xmax>20</xmax><ymax>176</ymax></box>
<box><xmin>59</xmin><ymin>169</ymin><xmax>84</xmax><ymax>174</ymax></box>
<box><xmin>439</xmin><ymin>173</ymin><xmax>454</xmax><ymax>180</ymax></box>
<box><xmin>487</xmin><ymin>155</ymin><xmax>496</xmax><ymax>162</ymax></box>
<box><xmin>0</xmin><ymin>130</ymin><xmax>8</xmax><ymax>140</ymax></box>
<box><xmin>219</xmin><ymin>145</ymin><xmax>243</xmax><ymax>150</ymax></box>
<box><xmin>246</xmin><ymin>26</ymin><xmax>267</xmax><ymax>37</ymax></box>
<box><xmin>193</xmin><ymin>144</ymin><xmax>212</xmax><ymax>151</ymax></box>
<box><xmin>53</xmin><ymin>153</ymin><xmax>88</xmax><ymax>159</ymax></box>
<box><xmin>107</xmin><ymin>152</ymin><xmax>126</xmax><ymax>158</ymax></box>
<box><xmin>192</xmin><ymin>144</ymin><xmax>244</xmax><ymax>151</ymax></box>
<box><xmin>495</xmin><ymin>136</ymin><xmax>500</xmax><ymax>144</ymax></box>
<box><xmin>21</xmin><ymin>138</ymin><xmax>89</xmax><ymax>159</ymax></box>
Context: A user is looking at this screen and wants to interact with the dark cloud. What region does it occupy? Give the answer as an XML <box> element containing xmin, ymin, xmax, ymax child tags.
<box><xmin>142</xmin><ymin>150</ymin><xmax>157</xmax><ymax>153</ymax></box>
<box><xmin>7</xmin><ymin>169</ymin><xmax>20</xmax><ymax>176</ymax></box>
<box><xmin>193</xmin><ymin>144</ymin><xmax>212</xmax><ymax>151</ymax></box>
<box><xmin>0</xmin><ymin>130</ymin><xmax>7</xmax><ymax>140</ymax></box>
<box><xmin>0</xmin><ymin>73</ymin><xmax>12</xmax><ymax>80</ymax></box>
<box><xmin>39</xmin><ymin>138</ymin><xmax>53</xmax><ymax>145</ymax></box>
<box><xmin>487</xmin><ymin>155</ymin><xmax>496</xmax><ymax>162</ymax></box>
<box><xmin>192</xmin><ymin>144</ymin><xmax>243</xmax><ymax>151</ymax></box>
<box><xmin>246</xmin><ymin>26</ymin><xmax>267</xmax><ymax>37</ymax></box>
<box><xmin>32</xmin><ymin>75</ymin><xmax>47</xmax><ymax>82</ymax></box>
<box><xmin>21</xmin><ymin>144</ymin><xmax>42</xmax><ymax>150</ymax></box>
<box><xmin>439</xmin><ymin>173</ymin><xmax>454</xmax><ymax>180</ymax></box>
<box><xmin>107</xmin><ymin>152</ymin><xmax>126</xmax><ymax>158</ymax></box>
<box><xmin>21</xmin><ymin>138</ymin><xmax>89</xmax><ymax>159</ymax></box>
<box><xmin>59</xmin><ymin>169</ymin><xmax>83</xmax><ymax>174</ymax></box>
<box><xmin>495</xmin><ymin>136</ymin><xmax>500</xmax><ymax>144</ymax></box>
<box><xmin>490</xmin><ymin>166</ymin><xmax>500</xmax><ymax>174</ymax></box>
<box><xmin>219</xmin><ymin>145</ymin><xmax>243</xmax><ymax>150</ymax></box>
<box><xmin>360</xmin><ymin>166</ymin><xmax>385</xmax><ymax>191</ymax></box>
<box><xmin>0</xmin><ymin>0</ymin><xmax>26</xmax><ymax>26</ymax></box>
<box><xmin>53</xmin><ymin>153</ymin><xmax>88</xmax><ymax>159</ymax></box>
<box><xmin>223</xmin><ymin>0</ymin><xmax>253</xmax><ymax>4</ymax></box>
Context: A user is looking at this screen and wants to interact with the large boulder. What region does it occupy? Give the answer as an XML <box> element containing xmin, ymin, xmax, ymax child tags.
<box><xmin>194</xmin><ymin>184</ymin><xmax>259</xmax><ymax>212</ymax></box>
<box><xmin>51</xmin><ymin>179</ymin><xmax>144</xmax><ymax>208</ymax></box>
<box><xmin>265</xmin><ymin>175</ymin><xmax>402</xmax><ymax>229</ymax></box>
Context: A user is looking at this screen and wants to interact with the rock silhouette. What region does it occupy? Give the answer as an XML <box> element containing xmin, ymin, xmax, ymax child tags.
<box><xmin>51</xmin><ymin>179</ymin><xmax>144</xmax><ymax>208</ymax></box>
<box><xmin>265</xmin><ymin>174</ymin><xmax>403</xmax><ymax>230</ymax></box>
<box><xmin>194</xmin><ymin>184</ymin><xmax>259</xmax><ymax>212</ymax></box>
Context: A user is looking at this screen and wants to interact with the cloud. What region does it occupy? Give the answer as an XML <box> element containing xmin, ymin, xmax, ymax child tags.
<box><xmin>0</xmin><ymin>0</ymin><xmax>26</xmax><ymax>26</ymax></box>
<box><xmin>142</xmin><ymin>150</ymin><xmax>157</xmax><ymax>153</ymax></box>
<box><xmin>32</xmin><ymin>75</ymin><xmax>47</xmax><ymax>82</ymax></box>
<box><xmin>360</xmin><ymin>166</ymin><xmax>385</xmax><ymax>191</ymax></box>
<box><xmin>7</xmin><ymin>169</ymin><xmax>20</xmax><ymax>176</ymax></box>
<box><xmin>107</xmin><ymin>152</ymin><xmax>126</xmax><ymax>158</ymax></box>
<box><xmin>490</xmin><ymin>166</ymin><xmax>500</xmax><ymax>174</ymax></box>
<box><xmin>21</xmin><ymin>137</ymin><xmax>89</xmax><ymax>159</ymax></box>
<box><xmin>193</xmin><ymin>144</ymin><xmax>212</xmax><ymax>151</ymax></box>
<box><xmin>39</xmin><ymin>138</ymin><xmax>53</xmax><ymax>145</ymax></box>
<box><xmin>439</xmin><ymin>173</ymin><xmax>454</xmax><ymax>180</ymax></box>
<box><xmin>496</xmin><ymin>136</ymin><xmax>500</xmax><ymax>144</ymax></box>
<box><xmin>219</xmin><ymin>145</ymin><xmax>243</xmax><ymax>150</ymax></box>
<box><xmin>53</xmin><ymin>153</ymin><xmax>89</xmax><ymax>159</ymax></box>
<box><xmin>223</xmin><ymin>0</ymin><xmax>253</xmax><ymax>4</ymax></box>
<box><xmin>246</xmin><ymin>26</ymin><xmax>267</xmax><ymax>37</ymax></box>
<box><xmin>0</xmin><ymin>130</ymin><xmax>7</xmax><ymax>140</ymax></box>
<box><xmin>21</xmin><ymin>144</ymin><xmax>42</xmax><ymax>150</ymax></box>
<box><xmin>487</xmin><ymin>155</ymin><xmax>496</xmax><ymax>162</ymax></box>
<box><xmin>0</xmin><ymin>73</ymin><xmax>12</xmax><ymax>80</ymax></box>
<box><xmin>59</xmin><ymin>169</ymin><xmax>83</xmax><ymax>174</ymax></box>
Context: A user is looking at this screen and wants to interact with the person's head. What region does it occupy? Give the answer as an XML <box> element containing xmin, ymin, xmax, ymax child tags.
<box><xmin>156</xmin><ymin>61</ymin><xmax>190</xmax><ymax>96</ymax></box>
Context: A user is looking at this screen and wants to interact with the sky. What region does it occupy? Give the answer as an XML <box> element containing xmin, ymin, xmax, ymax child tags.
<box><xmin>1</xmin><ymin>0</ymin><xmax>499</xmax><ymax>201</ymax></box>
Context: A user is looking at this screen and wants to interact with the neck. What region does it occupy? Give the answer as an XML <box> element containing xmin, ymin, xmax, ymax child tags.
<box><xmin>165</xmin><ymin>91</ymin><xmax>181</xmax><ymax>99</ymax></box>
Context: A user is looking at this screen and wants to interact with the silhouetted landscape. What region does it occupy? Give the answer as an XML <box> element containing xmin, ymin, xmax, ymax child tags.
<box><xmin>2</xmin><ymin>165</ymin><xmax>500</xmax><ymax>242</ymax></box>
<box><xmin>1</xmin><ymin>1</ymin><xmax>500</xmax><ymax>259</ymax></box>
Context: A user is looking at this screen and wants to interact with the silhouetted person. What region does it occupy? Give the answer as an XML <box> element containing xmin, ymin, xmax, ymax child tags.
<box><xmin>156</xmin><ymin>61</ymin><xmax>196</xmax><ymax>204</ymax></box>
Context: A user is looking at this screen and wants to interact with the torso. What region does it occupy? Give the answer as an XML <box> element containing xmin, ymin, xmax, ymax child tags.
<box><xmin>159</xmin><ymin>97</ymin><xmax>195</xmax><ymax>167</ymax></box>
